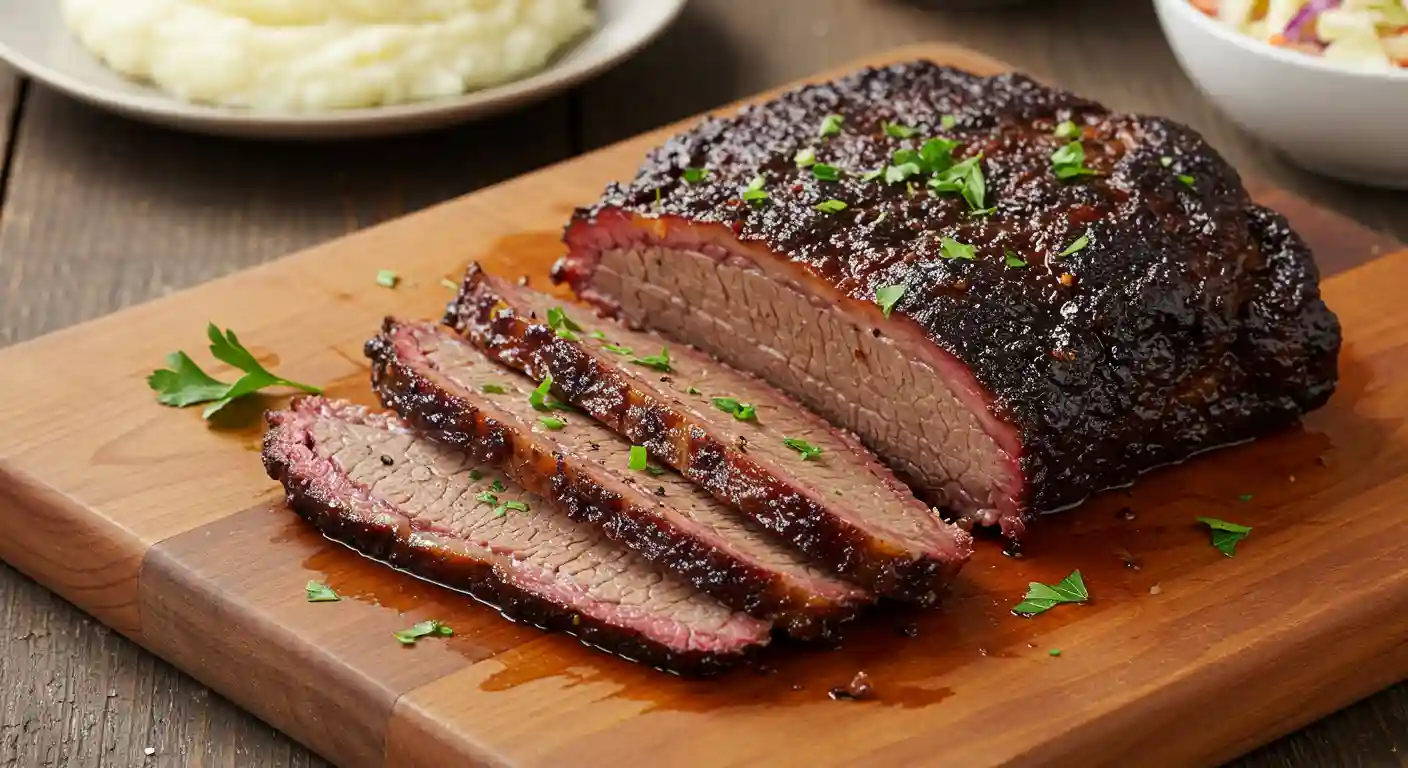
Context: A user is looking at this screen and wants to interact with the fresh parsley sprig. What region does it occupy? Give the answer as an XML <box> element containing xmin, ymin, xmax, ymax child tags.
<box><xmin>1012</xmin><ymin>570</ymin><xmax>1089</xmax><ymax>616</ymax></box>
<box><xmin>305</xmin><ymin>581</ymin><xmax>340</xmax><ymax>603</ymax></box>
<box><xmin>394</xmin><ymin>620</ymin><xmax>453</xmax><ymax>646</ymax></box>
<box><xmin>148</xmin><ymin>324</ymin><xmax>322</xmax><ymax>419</ymax></box>
<box><xmin>711</xmin><ymin>397</ymin><xmax>757</xmax><ymax>421</ymax></box>
<box><xmin>1197</xmin><ymin>517</ymin><xmax>1252</xmax><ymax>557</ymax></box>
<box><xmin>783</xmin><ymin>437</ymin><xmax>823</xmax><ymax>461</ymax></box>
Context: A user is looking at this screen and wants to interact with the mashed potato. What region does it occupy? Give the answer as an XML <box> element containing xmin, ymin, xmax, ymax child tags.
<box><xmin>61</xmin><ymin>0</ymin><xmax>596</xmax><ymax>111</ymax></box>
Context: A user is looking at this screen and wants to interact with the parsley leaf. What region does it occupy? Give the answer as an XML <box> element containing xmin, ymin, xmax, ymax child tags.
<box><xmin>1178</xmin><ymin>174</ymin><xmax>1196</xmax><ymax>188</ymax></box>
<box><xmin>602</xmin><ymin>343</ymin><xmax>633</xmax><ymax>355</ymax></box>
<box><xmin>547</xmin><ymin>307</ymin><xmax>584</xmax><ymax>340</ymax></box>
<box><xmin>883</xmin><ymin>121</ymin><xmax>918</xmax><ymax>138</ymax></box>
<box><xmin>741</xmin><ymin>175</ymin><xmax>769</xmax><ymax>205</ymax></box>
<box><xmin>1012</xmin><ymin>570</ymin><xmax>1089</xmax><ymax>616</ymax></box>
<box><xmin>1051</xmin><ymin>141</ymin><xmax>1099</xmax><ymax>180</ymax></box>
<box><xmin>468</xmin><ymin>469</ymin><xmax>483</xmax><ymax>481</ymax></box>
<box><xmin>812</xmin><ymin>163</ymin><xmax>843</xmax><ymax>182</ymax></box>
<box><xmin>885</xmin><ymin>162</ymin><xmax>922</xmax><ymax>185</ymax></box>
<box><xmin>439</xmin><ymin>278</ymin><xmax>459</xmax><ymax>291</ymax></box>
<box><xmin>794</xmin><ymin>147</ymin><xmax>817</xmax><ymax>168</ymax></box>
<box><xmin>628</xmin><ymin>445</ymin><xmax>648</xmax><ymax>471</ymax></box>
<box><xmin>815</xmin><ymin>199</ymin><xmax>848</xmax><ymax>214</ymax></box>
<box><xmin>1054</xmin><ymin>120</ymin><xmax>1082</xmax><ymax>140</ymax></box>
<box><xmin>644</xmin><ymin>464</ymin><xmax>667</xmax><ymax>477</ymax></box>
<box><xmin>686</xmin><ymin>386</ymin><xmax>701</xmax><ymax>395</ymax></box>
<box><xmin>490</xmin><ymin>479</ymin><xmax>505</xmax><ymax>493</ymax></box>
<box><xmin>1004</xmin><ymin>250</ymin><xmax>1028</xmax><ymax>268</ymax></box>
<box><xmin>875</xmin><ymin>284</ymin><xmax>906</xmax><ymax>318</ymax></box>
<box><xmin>711</xmin><ymin>397</ymin><xmax>757</xmax><ymax>421</ymax></box>
<box><xmin>305</xmin><ymin>581</ymin><xmax>340</xmax><ymax>603</ymax></box>
<box><xmin>928</xmin><ymin>154</ymin><xmax>987</xmax><ymax>211</ymax></box>
<box><xmin>630</xmin><ymin>347</ymin><xmax>671</xmax><ymax>372</ymax></box>
<box><xmin>476</xmin><ymin>490</ymin><xmax>499</xmax><ymax>505</ymax></box>
<box><xmin>376</xmin><ymin>270</ymin><xmax>399</xmax><ymax>289</ymax></box>
<box><xmin>539</xmin><ymin>416</ymin><xmax>566</xmax><ymax>430</ymax></box>
<box><xmin>529</xmin><ymin>373</ymin><xmax>554</xmax><ymax>411</ymax></box>
<box><xmin>1160</xmin><ymin>155</ymin><xmax>1174</xmax><ymax>167</ymax></box>
<box><xmin>919</xmin><ymin>138</ymin><xmax>959</xmax><ymax>174</ymax></box>
<box><xmin>818</xmin><ymin>113</ymin><xmax>844</xmax><ymax>138</ymax></box>
<box><xmin>859</xmin><ymin>168</ymin><xmax>885</xmax><ymax>182</ymax></box>
<box><xmin>1059</xmin><ymin>230</ymin><xmax>1091</xmax><ymax>257</ymax></box>
<box><xmin>1197</xmin><ymin>517</ymin><xmax>1252</xmax><ymax>557</ymax></box>
<box><xmin>940</xmin><ymin>114</ymin><xmax>957</xmax><ymax>130</ymax></box>
<box><xmin>481</xmin><ymin>383</ymin><xmax>509</xmax><ymax>394</ymax></box>
<box><xmin>590</xmin><ymin>330</ymin><xmax>607</xmax><ymax>340</ymax></box>
<box><xmin>683</xmin><ymin>167</ymin><xmax>709</xmax><ymax>184</ymax></box>
<box><xmin>393</xmin><ymin>619</ymin><xmax>454</xmax><ymax>646</ymax></box>
<box><xmin>1238</xmin><ymin>493</ymin><xmax>1253</xmax><ymax>502</ymax></box>
<box><xmin>940</xmin><ymin>237</ymin><xmax>976</xmax><ymax>261</ymax></box>
<box><xmin>494</xmin><ymin>499</ymin><xmax>530</xmax><ymax>517</ymax></box>
<box><xmin>783</xmin><ymin>437</ymin><xmax>823</xmax><ymax>461</ymax></box>
<box><xmin>148</xmin><ymin>324</ymin><xmax>322</xmax><ymax>419</ymax></box>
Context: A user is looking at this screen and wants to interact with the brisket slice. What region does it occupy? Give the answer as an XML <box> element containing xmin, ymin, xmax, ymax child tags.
<box><xmin>446</xmin><ymin>267</ymin><xmax>972</xmax><ymax>605</ymax></box>
<box><xmin>366</xmin><ymin>319</ymin><xmax>869</xmax><ymax>638</ymax></box>
<box><xmin>552</xmin><ymin>60</ymin><xmax>1341</xmax><ymax>538</ymax></box>
<box><xmin>262</xmin><ymin>397</ymin><xmax>769</xmax><ymax>674</ymax></box>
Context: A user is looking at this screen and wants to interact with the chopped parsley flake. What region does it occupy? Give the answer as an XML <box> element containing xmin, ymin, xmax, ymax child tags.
<box><xmin>815</xmin><ymin>199</ymin><xmax>848</xmax><ymax>214</ymax></box>
<box><xmin>940</xmin><ymin>114</ymin><xmax>957</xmax><ymax>130</ymax></box>
<box><xmin>783</xmin><ymin>437</ymin><xmax>823</xmax><ymax>461</ymax></box>
<box><xmin>859</xmin><ymin>168</ymin><xmax>884</xmax><ymax>182</ymax></box>
<box><xmin>393</xmin><ymin>620</ymin><xmax>453</xmax><ymax>646</ymax></box>
<box><xmin>940</xmin><ymin>237</ymin><xmax>976</xmax><ymax>261</ymax></box>
<box><xmin>1054</xmin><ymin>120</ymin><xmax>1081</xmax><ymax>140</ymax></box>
<box><xmin>1059</xmin><ymin>230</ymin><xmax>1091</xmax><ymax>257</ymax></box>
<box><xmin>928</xmin><ymin>153</ymin><xmax>987</xmax><ymax>211</ymax></box>
<box><xmin>630</xmin><ymin>347</ymin><xmax>671</xmax><ymax>372</ymax></box>
<box><xmin>628</xmin><ymin>445</ymin><xmax>648</xmax><ymax>472</ymax></box>
<box><xmin>529</xmin><ymin>373</ymin><xmax>554</xmax><ymax>411</ymax></box>
<box><xmin>1012</xmin><ymin>570</ymin><xmax>1088</xmax><ymax>616</ymax></box>
<box><xmin>1004</xmin><ymin>250</ymin><xmax>1028</xmax><ymax>268</ymax></box>
<box><xmin>602</xmin><ymin>343</ymin><xmax>634</xmax><ymax>356</ymax></box>
<box><xmin>546</xmin><ymin>307</ymin><xmax>584</xmax><ymax>341</ymax></box>
<box><xmin>1238</xmin><ymin>493</ymin><xmax>1253</xmax><ymax>502</ymax></box>
<box><xmin>682</xmin><ymin>167</ymin><xmax>709</xmax><ymax>184</ymax></box>
<box><xmin>481</xmin><ymin>383</ymin><xmax>509</xmax><ymax>394</ymax></box>
<box><xmin>686</xmin><ymin>386</ymin><xmax>701</xmax><ymax>395</ymax></box>
<box><xmin>711</xmin><ymin>397</ymin><xmax>757</xmax><ymax>421</ymax></box>
<box><xmin>1198</xmin><ymin>517</ymin><xmax>1252</xmax><ymax>557</ymax></box>
<box><xmin>590</xmin><ymin>330</ymin><xmax>607</xmax><ymax>340</ymax></box>
<box><xmin>741</xmin><ymin>175</ymin><xmax>769</xmax><ymax>205</ymax></box>
<box><xmin>794</xmin><ymin>147</ymin><xmax>817</xmax><ymax>168</ymax></box>
<box><xmin>376</xmin><ymin>270</ymin><xmax>399</xmax><ymax>289</ymax></box>
<box><xmin>494</xmin><ymin>499</ymin><xmax>530</xmax><ymax>517</ymax></box>
<box><xmin>883</xmin><ymin>121</ymin><xmax>918</xmax><ymax>138</ymax></box>
<box><xmin>1051</xmin><ymin>141</ymin><xmax>1099</xmax><ymax>180</ymax></box>
<box><xmin>468</xmin><ymin>469</ymin><xmax>483</xmax><ymax>481</ymax></box>
<box><xmin>1160</xmin><ymin>156</ymin><xmax>1174</xmax><ymax>167</ymax></box>
<box><xmin>1178</xmin><ymin>174</ymin><xmax>1196</xmax><ymax>188</ymax></box>
<box><xmin>644</xmin><ymin>464</ymin><xmax>667</xmax><ymax>477</ymax></box>
<box><xmin>305</xmin><ymin>581</ymin><xmax>340</xmax><ymax>603</ymax></box>
<box><xmin>875</xmin><ymin>284</ymin><xmax>907</xmax><ymax>318</ymax></box>
<box><xmin>439</xmin><ymin>278</ymin><xmax>458</xmax><ymax>290</ymax></box>
<box><xmin>1048</xmin><ymin>648</ymin><xmax>1063</xmax><ymax>657</ymax></box>
<box><xmin>475</xmin><ymin>490</ymin><xmax>499</xmax><ymax>505</ymax></box>
<box><xmin>539</xmin><ymin>416</ymin><xmax>566</xmax><ymax>430</ymax></box>
<box><xmin>818</xmin><ymin>114</ymin><xmax>844</xmax><ymax>138</ymax></box>
<box><xmin>490</xmin><ymin>479</ymin><xmax>505</xmax><ymax>493</ymax></box>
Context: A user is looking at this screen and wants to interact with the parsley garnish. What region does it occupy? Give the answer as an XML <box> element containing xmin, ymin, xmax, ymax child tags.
<box><xmin>1197</xmin><ymin>517</ymin><xmax>1252</xmax><ymax>557</ymax></box>
<box><xmin>494</xmin><ymin>499</ymin><xmax>530</xmax><ymax>517</ymax></box>
<box><xmin>940</xmin><ymin>114</ymin><xmax>957</xmax><ymax>130</ymax></box>
<box><xmin>683</xmin><ymin>167</ymin><xmax>709</xmax><ymax>184</ymax></box>
<box><xmin>468</xmin><ymin>469</ymin><xmax>483</xmax><ymax>481</ymax></box>
<box><xmin>1004</xmin><ymin>250</ymin><xmax>1028</xmax><ymax>268</ymax></box>
<box><xmin>969</xmin><ymin>207</ymin><xmax>996</xmax><ymax>217</ymax></box>
<box><xmin>439</xmin><ymin>278</ymin><xmax>459</xmax><ymax>290</ymax></box>
<box><xmin>476</xmin><ymin>490</ymin><xmax>499</xmax><ymax>505</ymax></box>
<box><xmin>590</xmin><ymin>330</ymin><xmax>607</xmax><ymax>340</ymax></box>
<box><xmin>481</xmin><ymin>383</ymin><xmax>509</xmax><ymax>394</ymax></box>
<box><xmin>1048</xmin><ymin>648</ymin><xmax>1063</xmax><ymax>657</ymax></box>
<box><xmin>920</xmin><ymin>138</ymin><xmax>959</xmax><ymax>173</ymax></box>
<box><xmin>644</xmin><ymin>465</ymin><xmax>667</xmax><ymax>477</ymax></box>
<box><xmin>1178</xmin><ymin>174</ymin><xmax>1196</xmax><ymax>188</ymax></box>
<box><xmin>928</xmin><ymin>154</ymin><xmax>987</xmax><ymax>211</ymax></box>
<box><xmin>859</xmin><ymin>168</ymin><xmax>884</xmax><ymax>182</ymax></box>
<box><xmin>1054</xmin><ymin>120</ymin><xmax>1081</xmax><ymax>140</ymax></box>
<box><xmin>1238</xmin><ymin>493</ymin><xmax>1253</xmax><ymax>502</ymax></box>
<box><xmin>818</xmin><ymin>114</ymin><xmax>844</xmax><ymax>138</ymax></box>
<box><xmin>305</xmin><ymin>581</ymin><xmax>340</xmax><ymax>603</ymax></box>
<box><xmin>628</xmin><ymin>445</ymin><xmax>648</xmax><ymax>471</ymax></box>
<box><xmin>885</xmin><ymin>160</ymin><xmax>922</xmax><ymax>185</ymax></box>
<box><xmin>812</xmin><ymin>163</ymin><xmax>842</xmax><ymax>182</ymax></box>
<box><xmin>393</xmin><ymin>620</ymin><xmax>453</xmax><ymax>646</ymax></box>
<box><xmin>539</xmin><ymin>416</ymin><xmax>566</xmax><ymax>430</ymax></box>
<box><xmin>883</xmin><ymin>121</ymin><xmax>918</xmax><ymax>138</ymax></box>
<box><xmin>783</xmin><ymin>437</ymin><xmax>823</xmax><ymax>461</ymax></box>
<box><xmin>875</xmin><ymin>284</ymin><xmax>906</xmax><ymax>318</ymax></box>
<box><xmin>490</xmin><ymin>479</ymin><xmax>505</xmax><ymax>492</ymax></box>
<box><xmin>815</xmin><ymin>199</ymin><xmax>848</xmax><ymax>214</ymax></box>
<box><xmin>1059</xmin><ymin>230</ymin><xmax>1091</xmax><ymax>257</ymax></box>
<box><xmin>529</xmin><ymin>373</ymin><xmax>553</xmax><ymax>411</ymax></box>
<box><xmin>1012</xmin><ymin>570</ymin><xmax>1088</xmax><ymax>616</ymax></box>
<box><xmin>602</xmin><ymin>343</ymin><xmax>633</xmax><ymax>356</ymax></box>
<box><xmin>547</xmin><ymin>307</ymin><xmax>584</xmax><ymax>340</ymax></box>
<box><xmin>711</xmin><ymin>397</ymin><xmax>757</xmax><ymax>421</ymax></box>
<box><xmin>794</xmin><ymin>147</ymin><xmax>817</xmax><ymax>168</ymax></box>
<box><xmin>1051</xmin><ymin>142</ymin><xmax>1098</xmax><ymax>180</ymax></box>
<box><xmin>376</xmin><ymin>270</ymin><xmax>399</xmax><ymax>289</ymax></box>
<box><xmin>940</xmin><ymin>237</ymin><xmax>976</xmax><ymax>261</ymax></box>
<box><xmin>630</xmin><ymin>347</ymin><xmax>671</xmax><ymax>372</ymax></box>
<box><xmin>148</xmin><ymin>324</ymin><xmax>322</xmax><ymax>419</ymax></box>
<box><xmin>741</xmin><ymin>175</ymin><xmax>769</xmax><ymax>205</ymax></box>
<box><xmin>1160</xmin><ymin>156</ymin><xmax>1174</xmax><ymax>167</ymax></box>
<box><xmin>686</xmin><ymin>386</ymin><xmax>701</xmax><ymax>395</ymax></box>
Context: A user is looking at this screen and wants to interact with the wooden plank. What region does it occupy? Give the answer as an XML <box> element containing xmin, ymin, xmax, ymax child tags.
<box><xmin>576</xmin><ymin>0</ymin><xmax>1408</xmax><ymax>243</ymax></box>
<box><xmin>0</xmin><ymin>43</ymin><xmax>1403</xmax><ymax>768</ymax></box>
<box><xmin>0</xmin><ymin>64</ymin><xmax>18</xmax><ymax>175</ymax></box>
<box><xmin>0</xmin><ymin>79</ymin><xmax>573</xmax><ymax>767</ymax></box>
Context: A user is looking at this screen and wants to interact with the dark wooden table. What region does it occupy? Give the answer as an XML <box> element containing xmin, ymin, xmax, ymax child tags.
<box><xmin>1</xmin><ymin>1</ymin><xmax>1405</xmax><ymax>765</ymax></box>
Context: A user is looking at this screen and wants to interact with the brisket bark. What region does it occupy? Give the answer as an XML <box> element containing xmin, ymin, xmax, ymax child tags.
<box><xmin>446</xmin><ymin>266</ymin><xmax>972</xmax><ymax>604</ymax></box>
<box><xmin>552</xmin><ymin>60</ymin><xmax>1342</xmax><ymax>538</ymax></box>
<box><xmin>262</xmin><ymin>397</ymin><xmax>769</xmax><ymax>674</ymax></box>
<box><xmin>366</xmin><ymin>319</ymin><xmax>869</xmax><ymax>638</ymax></box>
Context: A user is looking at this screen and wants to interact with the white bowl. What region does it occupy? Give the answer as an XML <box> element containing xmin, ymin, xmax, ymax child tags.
<box><xmin>1154</xmin><ymin>0</ymin><xmax>1408</xmax><ymax>189</ymax></box>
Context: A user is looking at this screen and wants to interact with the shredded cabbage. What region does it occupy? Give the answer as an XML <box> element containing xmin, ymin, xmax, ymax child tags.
<box><xmin>1203</xmin><ymin>0</ymin><xmax>1408</xmax><ymax>69</ymax></box>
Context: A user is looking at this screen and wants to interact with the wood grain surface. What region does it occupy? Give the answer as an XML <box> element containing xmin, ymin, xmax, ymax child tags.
<box><xmin>0</xmin><ymin>3</ymin><xmax>1406</xmax><ymax>766</ymax></box>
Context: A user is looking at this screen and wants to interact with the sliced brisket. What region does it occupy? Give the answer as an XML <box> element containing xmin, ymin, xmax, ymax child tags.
<box><xmin>552</xmin><ymin>60</ymin><xmax>1341</xmax><ymax>538</ymax></box>
<box><xmin>446</xmin><ymin>267</ymin><xmax>972</xmax><ymax>604</ymax></box>
<box><xmin>262</xmin><ymin>397</ymin><xmax>769</xmax><ymax>673</ymax></box>
<box><xmin>365</xmin><ymin>320</ymin><xmax>869</xmax><ymax>638</ymax></box>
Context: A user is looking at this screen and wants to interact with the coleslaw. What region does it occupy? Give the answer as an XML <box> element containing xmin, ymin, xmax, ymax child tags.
<box><xmin>1190</xmin><ymin>0</ymin><xmax>1408</xmax><ymax>70</ymax></box>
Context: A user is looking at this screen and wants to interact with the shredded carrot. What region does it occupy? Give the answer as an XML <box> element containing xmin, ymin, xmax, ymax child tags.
<box><xmin>1268</xmin><ymin>33</ymin><xmax>1289</xmax><ymax>47</ymax></box>
<box><xmin>1190</xmin><ymin>0</ymin><xmax>1218</xmax><ymax>16</ymax></box>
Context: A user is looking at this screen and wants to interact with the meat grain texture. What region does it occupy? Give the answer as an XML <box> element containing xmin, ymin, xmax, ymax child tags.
<box><xmin>553</xmin><ymin>60</ymin><xmax>1342</xmax><ymax>538</ymax></box>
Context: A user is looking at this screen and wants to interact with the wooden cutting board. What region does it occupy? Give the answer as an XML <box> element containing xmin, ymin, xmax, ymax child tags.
<box><xmin>1</xmin><ymin>44</ymin><xmax>1404</xmax><ymax>768</ymax></box>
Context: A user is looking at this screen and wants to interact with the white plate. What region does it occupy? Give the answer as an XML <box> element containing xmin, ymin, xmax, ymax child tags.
<box><xmin>0</xmin><ymin>0</ymin><xmax>686</xmax><ymax>140</ymax></box>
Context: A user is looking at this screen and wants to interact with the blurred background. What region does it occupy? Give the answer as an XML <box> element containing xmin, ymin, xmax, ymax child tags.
<box><xmin>0</xmin><ymin>0</ymin><xmax>1404</xmax><ymax>765</ymax></box>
